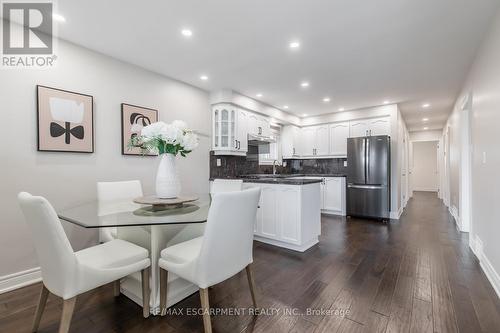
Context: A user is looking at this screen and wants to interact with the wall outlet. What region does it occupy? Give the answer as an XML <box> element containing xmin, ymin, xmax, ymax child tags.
<box><xmin>282</xmin><ymin>161</ymin><xmax>287</xmax><ymax>167</ymax></box>
<box><xmin>344</xmin><ymin>161</ymin><xmax>347</xmax><ymax>167</ymax></box>
<box><xmin>216</xmin><ymin>158</ymin><xmax>221</xmax><ymax>167</ymax></box>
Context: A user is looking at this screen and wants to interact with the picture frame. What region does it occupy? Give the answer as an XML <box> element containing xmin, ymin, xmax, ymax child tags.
<box><xmin>121</xmin><ymin>103</ymin><xmax>158</xmax><ymax>156</ymax></box>
<box><xmin>36</xmin><ymin>85</ymin><xmax>94</xmax><ymax>153</ymax></box>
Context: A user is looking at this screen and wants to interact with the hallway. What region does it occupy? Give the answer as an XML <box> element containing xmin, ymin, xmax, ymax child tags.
<box><xmin>1</xmin><ymin>192</ymin><xmax>499</xmax><ymax>333</ymax></box>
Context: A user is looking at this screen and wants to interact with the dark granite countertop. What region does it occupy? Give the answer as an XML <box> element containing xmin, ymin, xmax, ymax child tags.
<box><xmin>209</xmin><ymin>173</ymin><xmax>346</xmax><ymax>185</ymax></box>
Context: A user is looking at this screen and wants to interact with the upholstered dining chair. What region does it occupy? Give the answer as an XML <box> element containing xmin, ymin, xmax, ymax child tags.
<box><xmin>18</xmin><ymin>192</ymin><xmax>151</xmax><ymax>333</ymax></box>
<box><xmin>158</xmin><ymin>187</ymin><xmax>261</xmax><ymax>333</ymax></box>
<box><xmin>97</xmin><ymin>180</ymin><xmax>143</xmax><ymax>243</ymax></box>
<box><xmin>210</xmin><ymin>179</ymin><xmax>243</xmax><ymax>193</ymax></box>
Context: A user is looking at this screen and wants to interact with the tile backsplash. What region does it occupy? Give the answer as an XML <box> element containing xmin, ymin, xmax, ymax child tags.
<box><xmin>209</xmin><ymin>151</ymin><xmax>347</xmax><ymax>178</ymax></box>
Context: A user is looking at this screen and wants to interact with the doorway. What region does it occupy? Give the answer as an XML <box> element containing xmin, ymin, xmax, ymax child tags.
<box><xmin>411</xmin><ymin>141</ymin><xmax>439</xmax><ymax>192</ymax></box>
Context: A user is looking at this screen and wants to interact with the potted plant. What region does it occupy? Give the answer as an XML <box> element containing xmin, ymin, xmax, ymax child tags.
<box><xmin>129</xmin><ymin>120</ymin><xmax>199</xmax><ymax>198</ymax></box>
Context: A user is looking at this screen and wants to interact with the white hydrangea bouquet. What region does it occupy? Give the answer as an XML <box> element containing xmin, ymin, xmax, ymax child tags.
<box><xmin>130</xmin><ymin>120</ymin><xmax>199</xmax><ymax>156</ymax></box>
<box><xmin>129</xmin><ymin>120</ymin><xmax>199</xmax><ymax>198</ymax></box>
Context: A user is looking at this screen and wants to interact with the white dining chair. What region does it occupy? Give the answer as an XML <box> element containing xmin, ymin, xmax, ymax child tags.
<box><xmin>18</xmin><ymin>192</ymin><xmax>151</xmax><ymax>333</ymax></box>
<box><xmin>158</xmin><ymin>187</ymin><xmax>261</xmax><ymax>333</ymax></box>
<box><xmin>97</xmin><ymin>180</ymin><xmax>143</xmax><ymax>243</ymax></box>
<box><xmin>210</xmin><ymin>179</ymin><xmax>243</xmax><ymax>193</ymax></box>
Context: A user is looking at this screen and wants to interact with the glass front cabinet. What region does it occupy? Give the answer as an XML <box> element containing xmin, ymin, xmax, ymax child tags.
<box><xmin>212</xmin><ymin>104</ymin><xmax>248</xmax><ymax>155</ymax></box>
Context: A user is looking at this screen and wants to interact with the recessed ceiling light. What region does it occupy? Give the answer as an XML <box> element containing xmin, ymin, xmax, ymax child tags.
<box><xmin>53</xmin><ymin>13</ymin><xmax>66</xmax><ymax>22</ymax></box>
<box><xmin>181</xmin><ymin>29</ymin><xmax>193</xmax><ymax>37</ymax></box>
<box><xmin>424</xmin><ymin>127</ymin><xmax>429</xmax><ymax>130</ymax></box>
<box><xmin>322</xmin><ymin>97</ymin><xmax>331</xmax><ymax>103</ymax></box>
<box><xmin>289</xmin><ymin>41</ymin><xmax>300</xmax><ymax>49</ymax></box>
<box><xmin>199</xmin><ymin>75</ymin><xmax>208</xmax><ymax>81</ymax></box>
<box><xmin>422</xmin><ymin>103</ymin><xmax>430</xmax><ymax>108</ymax></box>
<box><xmin>283</xmin><ymin>105</ymin><xmax>289</xmax><ymax>109</ymax></box>
<box><xmin>256</xmin><ymin>93</ymin><xmax>263</xmax><ymax>98</ymax></box>
<box><xmin>302</xmin><ymin>113</ymin><xmax>308</xmax><ymax>117</ymax></box>
<box><xmin>422</xmin><ymin>118</ymin><xmax>429</xmax><ymax>121</ymax></box>
<box><xmin>300</xmin><ymin>81</ymin><xmax>309</xmax><ymax>88</ymax></box>
<box><xmin>383</xmin><ymin>100</ymin><xmax>390</xmax><ymax>105</ymax></box>
<box><xmin>338</xmin><ymin>107</ymin><xmax>345</xmax><ymax>112</ymax></box>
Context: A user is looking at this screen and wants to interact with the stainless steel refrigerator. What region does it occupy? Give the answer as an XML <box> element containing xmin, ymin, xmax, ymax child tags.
<box><xmin>346</xmin><ymin>135</ymin><xmax>391</xmax><ymax>220</ymax></box>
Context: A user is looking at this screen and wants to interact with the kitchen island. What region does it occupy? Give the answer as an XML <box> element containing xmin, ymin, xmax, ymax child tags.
<box><xmin>211</xmin><ymin>175</ymin><xmax>323</xmax><ymax>252</ymax></box>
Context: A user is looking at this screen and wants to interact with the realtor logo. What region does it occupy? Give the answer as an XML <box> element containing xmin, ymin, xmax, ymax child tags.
<box><xmin>1</xmin><ymin>1</ymin><xmax>57</xmax><ymax>68</ymax></box>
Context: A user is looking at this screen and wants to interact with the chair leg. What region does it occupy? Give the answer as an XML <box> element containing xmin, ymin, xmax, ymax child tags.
<box><xmin>113</xmin><ymin>280</ymin><xmax>121</xmax><ymax>297</ymax></box>
<box><xmin>246</xmin><ymin>264</ymin><xmax>258</xmax><ymax>309</ymax></box>
<box><xmin>199</xmin><ymin>288</ymin><xmax>212</xmax><ymax>333</ymax></box>
<box><xmin>159</xmin><ymin>268</ymin><xmax>168</xmax><ymax>316</ymax></box>
<box><xmin>32</xmin><ymin>284</ymin><xmax>49</xmax><ymax>332</ymax></box>
<box><xmin>141</xmin><ymin>268</ymin><xmax>150</xmax><ymax>318</ymax></box>
<box><xmin>58</xmin><ymin>297</ymin><xmax>76</xmax><ymax>333</ymax></box>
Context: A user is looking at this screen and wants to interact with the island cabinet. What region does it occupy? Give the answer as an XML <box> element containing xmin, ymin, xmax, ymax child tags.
<box><xmin>243</xmin><ymin>182</ymin><xmax>321</xmax><ymax>252</ymax></box>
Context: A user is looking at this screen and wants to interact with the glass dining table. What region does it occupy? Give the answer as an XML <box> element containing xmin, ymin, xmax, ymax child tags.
<box><xmin>58</xmin><ymin>194</ymin><xmax>211</xmax><ymax>315</ymax></box>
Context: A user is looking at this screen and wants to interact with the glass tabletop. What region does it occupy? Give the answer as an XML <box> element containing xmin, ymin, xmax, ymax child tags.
<box><xmin>58</xmin><ymin>194</ymin><xmax>211</xmax><ymax>228</ymax></box>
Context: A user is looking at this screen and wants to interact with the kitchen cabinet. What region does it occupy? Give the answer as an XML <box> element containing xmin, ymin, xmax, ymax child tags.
<box><xmin>243</xmin><ymin>182</ymin><xmax>321</xmax><ymax>252</ymax></box>
<box><xmin>322</xmin><ymin>177</ymin><xmax>346</xmax><ymax>215</ymax></box>
<box><xmin>212</xmin><ymin>104</ymin><xmax>238</xmax><ymax>155</ymax></box>
<box><xmin>236</xmin><ymin>109</ymin><xmax>248</xmax><ymax>152</ymax></box>
<box><xmin>329</xmin><ymin>122</ymin><xmax>350</xmax><ymax>156</ymax></box>
<box><xmin>349</xmin><ymin>116</ymin><xmax>391</xmax><ymax>137</ymax></box>
<box><xmin>301</xmin><ymin>125</ymin><xmax>329</xmax><ymax>156</ymax></box>
<box><xmin>247</xmin><ymin>113</ymin><xmax>271</xmax><ymax>137</ymax></box>
<box><xmin>281</xmin><ymin>125</ymin><xmax>301</xmax><ymax>158</ymax></box>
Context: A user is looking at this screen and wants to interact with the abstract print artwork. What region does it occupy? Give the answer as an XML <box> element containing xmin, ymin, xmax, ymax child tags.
<box><xmin>37</xmin><ymin>85</ymin><xmax>94</xmax><ymax>153</ymax></box>
<box><xmin>121</xmin><ymin>103</ymin><xmax>158</xmax><ymax>155</ymax></box>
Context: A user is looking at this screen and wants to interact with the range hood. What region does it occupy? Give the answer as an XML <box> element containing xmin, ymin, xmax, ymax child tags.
<box><xmin>247</xmin><ymin>133</ymin><xmax>276</xmax><ymax>146</ymax></box>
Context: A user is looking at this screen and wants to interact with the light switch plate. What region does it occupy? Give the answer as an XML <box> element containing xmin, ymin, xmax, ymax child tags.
<box><xmin>283</xmin><ymin>161</ymin><xmax>287</xmax><ymax>167</ymax></box>
<box><xmin>344</xmin><ymin>161</ymin><xmax>347</xmax><ymax>167</ymax></box>
<box><xmin>216</xmin><ymin>158</ymin><xmax>222</xmax><ymax>167</ymax></box>
<box><xmin>482</xmin><ymin>152</ymin><xmax>487</xmax><ymax>164</ymax></box>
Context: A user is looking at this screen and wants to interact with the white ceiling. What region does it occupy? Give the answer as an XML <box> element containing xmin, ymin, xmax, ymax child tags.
<box><xmin>53</xmin><ymin>0</ymin><xmax>499</xmax><ymax>131</ymax></box>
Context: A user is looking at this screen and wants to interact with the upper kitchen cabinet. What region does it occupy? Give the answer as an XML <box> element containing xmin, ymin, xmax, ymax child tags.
<box><xmin>349</xmin><ymin>116</ymin><xmax>390</xmax><ymax>137</ymax></box>
<box><xmin>248</xmin><ymin>113</ymin><xmax>271</xmax><ymax>137</ymax></box>
<box><xmin>212</xmin><ymin>104</ymin><xmax>247</xmax><ymax>155</ymax></box>
<box><xmin>329</xmin><ymin>122</ymin><xmax>350</xmax><ymax>156</ymax></box>
<box><xmin>281</xmin><ymin>125</ymin><xmax>301</xmax><ymax>158</ymax></box>
<box><xmin>301</xmin><ymin>125</ymin><xmax>329</xmax><ymax>157</ymax></box>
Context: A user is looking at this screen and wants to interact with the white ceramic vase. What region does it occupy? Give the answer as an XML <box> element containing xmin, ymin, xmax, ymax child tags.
<box><xmin>155</xmin><ymin>153</ymin><xmax>181</xmax><ymax>198</ymax></box>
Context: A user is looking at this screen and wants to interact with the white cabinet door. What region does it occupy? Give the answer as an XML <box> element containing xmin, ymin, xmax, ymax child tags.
<box><xmin>259</xmin><ymin>186</ymin><xmax>278</xmax><ymax>239</ymax></box>
<box><xmin>349</xmin><ymin>120</ymin><xmax>369</xmax><ymax>138</ymax></box>
<box><xmin>323</xmin><ymin>178</ymin><xmax>342</xmax><ymax>212</ymax></box>
<box><xmin>329</xmin><ymin>122</ymin><xmax>350</xmax><ymax>156</ymax></box>
<box><xmin>315</xmin><ymin>125</ymin><xmax>330</xmax><ymax>156</ymax></box>
<box><xmin>277</xmin><ymin>187</ymin><xmax>300</xmax><ymax>244</ymax></box>
<box><xmin>369</xmin><ymin>117</ymin><xmax>391</xmax><ymax>136</ymax></box>
<box><xmin>236</xmin><ymin>109</ymin><xmax>248</xmax><ymax>152</ymax></box>
<box><xmin>301</xmin><ymin>127</ymin><xmax>316</xmax><ymax>156</ymax></box>
<box><xmin>248</xmin><ymin>113</ymin><xmax>259</xmax><ymax>136</ymax></box>
<box><xmin>281</xmin><ymin>126</ymin><xmax>295</xmax><ymax>158</ymax></box>
<box><xmin>259</xmin><ymin>116</ymin><xmax>271</xmax><ymax>137</ymax></box>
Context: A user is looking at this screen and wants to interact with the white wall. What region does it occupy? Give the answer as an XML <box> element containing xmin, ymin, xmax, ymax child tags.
<box><xmin>0</xmin><ymin>39</ymin><xmax>211</xmax><ymax>279</ymax></box>
<box><xmin>445</xmin><ymin>7</ymin><xmax>500</xmax><ymax>295</ymax></box>
<box><xmin>411</xmin><ymin>141</ymin><xmax>439</xmax><ymax>192</ymax></box>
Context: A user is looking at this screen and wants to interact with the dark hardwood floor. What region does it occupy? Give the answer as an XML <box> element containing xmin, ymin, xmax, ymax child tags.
<box><xmin>2</xmin><ymin>192</ymin><xmax>500</xmax><ymax>333</ymax></box>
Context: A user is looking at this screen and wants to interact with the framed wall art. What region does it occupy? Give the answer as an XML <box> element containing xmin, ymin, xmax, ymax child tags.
<box><xmin>37</xmin><ymin>85</ymin><xmax>94</xmax><ymax>153</ymax></box>
<box><xmin>121</xmin><ymin>103</ymin><xmax>158</xmax><ymax>155</ymax></box>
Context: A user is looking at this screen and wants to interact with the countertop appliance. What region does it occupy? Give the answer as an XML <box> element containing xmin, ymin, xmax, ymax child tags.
<box><xmin>346</xmin><ymin>135</ymin><xmax>390</xmax><ymax>220</ymax></box>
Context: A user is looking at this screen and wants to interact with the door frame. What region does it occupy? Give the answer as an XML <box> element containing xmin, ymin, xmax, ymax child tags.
<box><xmin>459</xmin><ymin>93</ymin><xmax>473</xmax><ymax>233</ymax></box>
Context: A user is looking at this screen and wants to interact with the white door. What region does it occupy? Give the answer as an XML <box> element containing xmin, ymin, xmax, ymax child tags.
<box><xmin>323</xmin><ymin>178</ymin><xmax>342</xmax><ymax>212</ymax></box>
<box><xmin>259</xmin><ymin>187</ymin><xmax>278</xmax><ymax>239</ymax></box>
<box><xmin>315</xmin><ymin>126</ymin><xmax>329</xmax><ymax>155</ymax></box>
<box><xmin>237</xmin><ymin>110</ymin><xmax>248</xmax><ymax>152</ymax></box>
<box><xmin>278</xmin><ymin>187</ymin><xmax>300</xmax><ymax>244</ymax></box>
<box><xmin>329</xmin><ymin>122</ymin><xmax>350</xmax><ymax>156</ymax></box>
<box><xmin>350</xmin><ymin>120</ymin><xmax>369</xmax><ymax>138</ymax></box>
<box><xmin>411</xmin><ymin>141</ymin><xmax>439</xmax><ymax>192</ymax></box>
<box><xmin>301</xmin><ymin>127</ymin><xmax>316</xmax><ymax>156</ymax></box>
<box><xmin>369</xmin><ymin>117</ymin><xmax>391</xmax><ymax>136</ymax></box>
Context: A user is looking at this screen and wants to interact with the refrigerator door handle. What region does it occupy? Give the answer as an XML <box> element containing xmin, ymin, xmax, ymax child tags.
<box><xmin>348</xmin><ymin>184</ymin><xmax>385</xmax><ymax>190</ymax></box>
<box><xmin>366</xmin><ymin>137</ymin><xmax>370</xmax><ymax>183</ymax></box>
<box><xmin>364</xmin><ymin>137</ymin><xmax>367</xmax><ymax>184</ymax></box>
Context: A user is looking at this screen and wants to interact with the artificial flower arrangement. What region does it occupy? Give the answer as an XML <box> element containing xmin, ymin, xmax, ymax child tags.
<box><xmin>129</xmin><ymin>120</ymin><xmax>199</xmax><ymax>156</ymax></box>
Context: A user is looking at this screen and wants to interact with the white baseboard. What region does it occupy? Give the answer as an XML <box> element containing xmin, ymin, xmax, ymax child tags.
<box><xmin>449</xmin><ymin>205</ymin><xmax>461</xmax><ymax>231</ymax></box>
<box><xmin>412</xmin><ymin>187</ymin><xmax>438</xmax><ymax>192</ymax></box>
<box><xmin>390</xmin><ymin>206</ymin><xmax>404</xmax><ymax>220</ymax></box>
<box><xmin>0</xmin><ymin>267</ymin><xmax>41</xmax><ymax>294</ymax></box>
<box><xmin>469</xmin><ymin>236</ymin><xmax>500</xmax><ymax>299</ymax></box>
